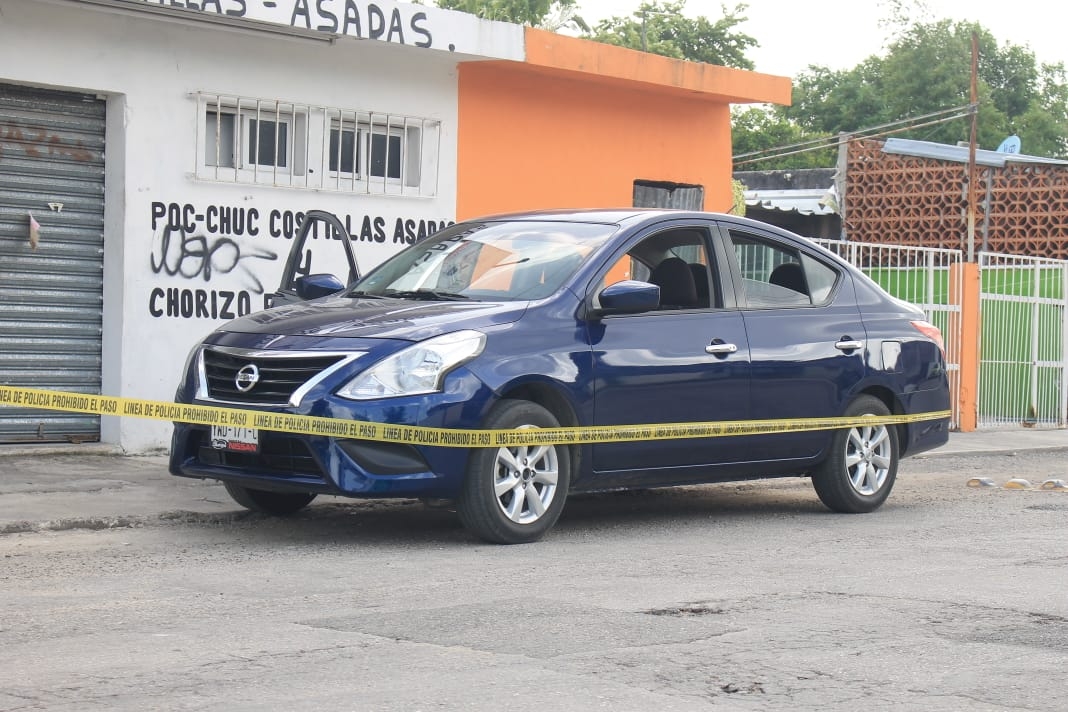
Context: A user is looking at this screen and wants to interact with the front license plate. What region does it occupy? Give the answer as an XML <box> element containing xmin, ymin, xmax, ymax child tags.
<box><xmin>210</xmin><ymin>425</ymin><xmax>259</xmax><ymax>453</ymax></box>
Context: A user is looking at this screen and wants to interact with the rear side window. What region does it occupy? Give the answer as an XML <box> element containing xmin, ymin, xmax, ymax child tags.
<box><xmin>801</xmin><ymin>253</ymin><xmax>837</xmax><ymax>303</ymax></box>
<box><xmin>729</xmin><ymin>230</ymin><xmax>839</xmax><ymax>308</ymax></box>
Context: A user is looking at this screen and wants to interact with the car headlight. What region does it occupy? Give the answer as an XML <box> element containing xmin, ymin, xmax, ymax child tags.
<box><xmin>336</xmin><ymin>330</ymin><xmax>486</xmax><ymax>400</ymax></box>
<box><xmin>179</xmin><ymin>343</ymin><xmax>204</xmax><ymax>394</ymax></box>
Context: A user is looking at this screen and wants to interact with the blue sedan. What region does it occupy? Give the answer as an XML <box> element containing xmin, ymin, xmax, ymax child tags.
<box><xmin>169</xmin><ymin>209</ymin><xmax>950</xmax><ymax>544</ymax></box>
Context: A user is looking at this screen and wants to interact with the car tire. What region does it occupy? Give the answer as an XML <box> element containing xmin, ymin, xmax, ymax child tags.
<box><xmin>811</xmin><ymin>395</ymin><xmax>899</xmax><ymax>513</ymax></box>
<box><xmin>223</xmin><ymin>482</ymin><xmax>317</xmax><ymax>515</ymax></box>
<box><xmin>456</xmin><ymin>400</ymin><xmax>571</xmax><ymax>544</ymax></box>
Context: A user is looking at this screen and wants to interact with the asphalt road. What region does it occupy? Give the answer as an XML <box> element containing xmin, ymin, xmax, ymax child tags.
<box><xmin>2</xmin><ymin>450</ymin><xmax>1067</xmax><ymax>711</ymax></box>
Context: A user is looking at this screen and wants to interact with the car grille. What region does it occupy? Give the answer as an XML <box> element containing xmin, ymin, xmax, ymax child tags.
<box><xmin>202</xmin><ymin>348</ymin><xmax>345</xmax><ymax>405</ymax></box>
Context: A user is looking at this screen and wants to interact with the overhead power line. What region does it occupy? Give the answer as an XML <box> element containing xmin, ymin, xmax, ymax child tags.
<box><xmin>732</xmin><ymin>104</ymin><xmax>976</xmax><ymax>168</ymax></box>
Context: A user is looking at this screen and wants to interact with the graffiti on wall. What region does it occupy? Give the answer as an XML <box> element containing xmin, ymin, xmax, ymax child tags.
<box><xmin>0</xmin><ymin>122</ymin><xmax>95</xmax><ymax>163</ymax></box>
<box><xmin>147</xmin><ymin>201</ymin><xmax>453</xmax><ymax>320</ymax></box>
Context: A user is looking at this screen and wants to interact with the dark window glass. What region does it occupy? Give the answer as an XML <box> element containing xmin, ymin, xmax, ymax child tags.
<box><xmin>329</xmin><ymin>128</ymin><xmax>357</xmax><ymax>173</ymax></box>
<box><xmin>369</xmin><ymin>132</ymin><xmax>402</xmax><ymax>179</ymax></box>
<box><xmin>248</xmin><ymin>119</ymin><xmax>287</xmax><ymax>168</ymax></box>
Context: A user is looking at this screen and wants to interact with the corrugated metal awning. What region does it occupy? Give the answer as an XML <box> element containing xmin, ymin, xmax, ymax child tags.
<box><xmin>744</xmin><ymin>188</ymin><xmax>838</xmax><ymax>215</ymax></box>
<box><xmin>882</xmin><ymin>138</ymin><xmax>1068</xmax><ymax>168</ymax></box>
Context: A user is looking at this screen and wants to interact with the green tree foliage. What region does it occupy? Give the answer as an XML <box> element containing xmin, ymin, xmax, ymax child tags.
<box><xmin>731</xmin><ymin>106</ymin><xmax>836</xmax><ymax>171</ymax></box>
<box><xmin>433</xmin><ymin>1</ymin><xmax>1068</xmax><ymax>164</ymax></box>
<box><xmin>433</xmin><ymin>0</ymin><xmax>587</xmax><ymax>30</ymax></box>
<box><xmin>781</xmin><ymin>20</ymin><xmax>1068</xmax><ymax>160</ymax></box>
<box><xmin>586</xmin><ymin>1</ymin><xmax>757</xmax><ymax>69</ymax></box>
<box><xmin>729</xmin><ymin>179</ymin><xmax>747</xmax><ymax>215</ymax></box>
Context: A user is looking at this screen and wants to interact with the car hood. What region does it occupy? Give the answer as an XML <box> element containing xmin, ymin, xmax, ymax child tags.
<box><xmin>219</xmin><ymin>295</ymin><xmax>529</xmax><ymax>341</ymax></box>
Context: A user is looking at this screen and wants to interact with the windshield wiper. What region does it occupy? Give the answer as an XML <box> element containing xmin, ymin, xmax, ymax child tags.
<box><xmin>345</xmin><ymin>290</ymin><xmax>387</xmax><ymax>299</ymax></box>
<box><xmin>383</xmin><ymin>289</ymin><xmax>472</xmax><ymax>301</ymax></box>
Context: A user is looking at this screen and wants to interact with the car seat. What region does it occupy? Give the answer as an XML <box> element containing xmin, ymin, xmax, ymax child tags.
<box><xmin>649</xmin><ymin>257</ymin><xmax>698</xmax><ymax>308</ymax></box>
<box><xmin>768</xmin><ymin>261</ymin><xmax>808</xmax><ymax>296</ymax></box>
<box><xmin>689</xmin><ymin>263</ymin><xmax>711</xmax><ymax>308</ymax></box>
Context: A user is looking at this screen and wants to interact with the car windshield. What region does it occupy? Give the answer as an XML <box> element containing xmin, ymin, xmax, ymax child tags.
<box><xmin>349</xmin><ymin>220</ymin><xmax>615</xmax><ymax>301</ymax></box>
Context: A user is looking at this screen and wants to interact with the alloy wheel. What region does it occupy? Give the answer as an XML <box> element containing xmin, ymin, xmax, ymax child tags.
<box><xmin>492</xmin><ymin>426</ymin><xmax>559</xmax><ymax>525</ymax></box>
<box><xmin>844</xmin><ymin>421</ymin><xmax>892</xmax><ymax>495</ymax></box>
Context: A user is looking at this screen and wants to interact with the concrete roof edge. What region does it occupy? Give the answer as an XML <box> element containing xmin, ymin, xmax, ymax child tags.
<box><xmin>520</xmin><ymin>27</ymin><xmax>792</xmax><ymax>106</ymax></box>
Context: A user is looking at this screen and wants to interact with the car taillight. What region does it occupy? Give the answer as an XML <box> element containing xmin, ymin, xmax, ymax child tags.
<box><xmin>910</xmin><ymin>320</ymin><xmax>945</xmax><ymax>356</ymax></box>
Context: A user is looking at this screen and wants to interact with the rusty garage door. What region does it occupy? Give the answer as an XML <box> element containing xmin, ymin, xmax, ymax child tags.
<box><xmin>0</xmin><ymin>82</ymin><xmax>106</xmax><ymax>444</ymax></box>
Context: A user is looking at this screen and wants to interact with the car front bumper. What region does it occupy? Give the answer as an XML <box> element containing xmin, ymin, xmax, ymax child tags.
<box><xmin>168</xmin><ymin>372</ymin><xmax>494</xmax><ymax>500</ymax></box>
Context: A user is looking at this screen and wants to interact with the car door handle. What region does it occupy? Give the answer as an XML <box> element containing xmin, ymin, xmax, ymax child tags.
<box><xmin>835</xmin><ymin>338</ymin><xmax>864</xmax><ymax>351</ymax></box>
<box><xmin>705</xmin><ymin>342</ymin><xmax>738</xmax><ymax>355</ymax></box>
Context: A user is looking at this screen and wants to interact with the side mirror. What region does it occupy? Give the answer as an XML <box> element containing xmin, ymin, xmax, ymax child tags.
<box><xmin>295</xmin><ymin>273</ymin><xmax>346</xmax><ymax>300</ymax></box>
<box><xmin>594</xmin><ymin>280</ymin><xmax>660</xmax><ymax>316</ymax></box>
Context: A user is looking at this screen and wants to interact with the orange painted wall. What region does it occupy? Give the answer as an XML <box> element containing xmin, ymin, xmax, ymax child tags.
<box><xmin>457</xmin><ymin>61</ymin><xmax>735</xmax><ymax>220</ymax></box>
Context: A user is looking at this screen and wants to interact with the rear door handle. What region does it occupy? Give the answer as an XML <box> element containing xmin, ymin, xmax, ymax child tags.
<box><xmin>705</xmin><ymin>342</ymin><xmax>738</xmax><ymax>355</ymax></box>
<box><xmin>835</xmin><ymin>338</ymin><xmax>864</xmax><ymax>351</ymax></box>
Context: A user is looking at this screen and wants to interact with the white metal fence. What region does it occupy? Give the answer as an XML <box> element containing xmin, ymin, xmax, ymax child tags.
<box><xmin>976</xmin><ymin>252</ymin><xmax>1068</xmax><ymax>428</ymax></box>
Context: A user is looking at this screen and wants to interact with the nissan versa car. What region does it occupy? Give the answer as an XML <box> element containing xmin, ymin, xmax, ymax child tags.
<box><xmin>169</xmin><ymin>209</ymin><xmax>950</xmax><ymax>544</ymax></box>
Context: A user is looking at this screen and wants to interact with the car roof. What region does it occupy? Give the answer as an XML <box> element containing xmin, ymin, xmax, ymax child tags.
<box><xmin>471</xmin><ymin>208</ymin><xmax>662</xmax><ymax>225</ymax></box>
<box><xmin>467</xmin><ymin>207</ymin><xmax>803</xmax><ymax>232</ymax></box>
<box><xmin>469</xmin><ymin>208</ymin><xmax>793</xmax><ymax>234</ymax></box>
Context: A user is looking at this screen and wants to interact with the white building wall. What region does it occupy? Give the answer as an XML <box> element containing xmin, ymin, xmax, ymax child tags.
<box><xmin>0</xmin><ymin>0</ymin><xmax>520</xmax><ymax>451</ymax></box>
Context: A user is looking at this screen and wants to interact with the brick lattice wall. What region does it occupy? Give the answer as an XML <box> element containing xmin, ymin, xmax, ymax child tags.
<box><xmin>844</xmin><ymin>138</ymin><xmax>1068</xmax><ymax>258</ymax></box>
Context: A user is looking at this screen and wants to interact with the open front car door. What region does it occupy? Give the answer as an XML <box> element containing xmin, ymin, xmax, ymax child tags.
<box><xmin>268</xmin><ymin>209</ymin><xmax>360</xmax><ymax>308</ymax></box>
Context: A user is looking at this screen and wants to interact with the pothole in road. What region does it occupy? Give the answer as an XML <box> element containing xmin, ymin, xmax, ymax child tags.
<box><xmin>1026</xmin><ymin>503</ymin><xmax>1068</xmax><ymax>511</ymax></box>
<box><xmin>644</xmin><ymin>603</ymin><xmax>725</xmax><ymax>617</ymax></box>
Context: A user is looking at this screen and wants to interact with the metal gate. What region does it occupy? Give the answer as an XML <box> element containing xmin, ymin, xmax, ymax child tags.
<box><xmin>977</xmin><ymin>252</ymin><xmax>1068</xmax><ymax>428</ymax></box>
<box><xmin>815</xmin><ymin>239</ymin><xmax>964</xmax><ymax>429</ymax></box>
<box><xmin>0</xmin><ymin>83</ymin><xmax>106</xmax><ymax>443</ymax></box>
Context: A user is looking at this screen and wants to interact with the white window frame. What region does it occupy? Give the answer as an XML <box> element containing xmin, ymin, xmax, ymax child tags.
<box><xmin>197</xmin><ymin>95</ymin><xmax>308</xmax><ymax>184</ymax></box>
<box><xmin>193</xmin><ymin>92</ymin><xmax>438</xmax><ymax>196</ymax></box>
<box><xmin>204</xmin><ymin>110</ymin><xmax>237</xmax><ymax>169</ymax></box>
<box><xmin>244</xmin><ymin>113</ymin><xmax>293</xmax><ymax>171</ymax></box>
<box><xmin>324</xmin><ymin>111</ymin><xmax>421</xmax><ymax>190</ymax></box>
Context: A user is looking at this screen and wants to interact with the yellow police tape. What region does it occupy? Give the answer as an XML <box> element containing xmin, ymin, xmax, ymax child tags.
<box><xmin>0</xmin><ymin>385</ymin><xmax>950</xmax><ymax>449</ymax></box>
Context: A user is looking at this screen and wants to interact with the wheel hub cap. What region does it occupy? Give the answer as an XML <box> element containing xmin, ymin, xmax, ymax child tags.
<box><xmin>847</xmin><ymin>424</ymin><xmax>889</xmax><ymax>496</ymax></box>
<box><xmin>493</xmin><ymin>428</ymin><xmax>560</xmax><ymax>525</ymax></box>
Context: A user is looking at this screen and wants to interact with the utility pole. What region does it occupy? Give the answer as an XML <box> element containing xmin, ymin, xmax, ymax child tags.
<box><xmin>958</xmin><ymin>31</ymin><xmax>982</xmax><ymax>432</ymax></box>
<box><xmin>966</xmin><ymin>32</ymin><xmax>979</xmax><ymax>262</ymax></box>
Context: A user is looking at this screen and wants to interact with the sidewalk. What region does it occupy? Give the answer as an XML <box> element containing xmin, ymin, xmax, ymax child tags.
<box><xmin>926</xmin><ymin>427</ymin><xmax>1068</xmax><ymax>457</ymax></box>
<box><xmin>1</xmin><ymin>428</ymin><xmax>1066</xmax><ymax>533</ymax></box>
<box><xmin>0</xmin><ymin>448</ymin><xmax>236</xmax><ymax>534</ymax></box>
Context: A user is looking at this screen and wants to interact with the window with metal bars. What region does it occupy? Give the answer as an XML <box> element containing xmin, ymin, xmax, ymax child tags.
<box><xmin>201</xmin><ymin>97</ymin><xmax>307</xmax><ymax>176</ymax></box>
<box><xmin>328</xmin><ymin>126</ymin><xmax>403</xmax><ymax>179</ymax></box>
<box><xmin>194</xmin><ymin>92</ymin><xmax>438</xmax><ymax>196</ymax></box>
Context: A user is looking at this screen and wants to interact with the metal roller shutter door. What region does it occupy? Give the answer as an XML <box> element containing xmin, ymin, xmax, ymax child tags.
<box><xmin>0</xmin><ymin>82</ymin><xmax>106</xmax><ymax>444</ymax></box>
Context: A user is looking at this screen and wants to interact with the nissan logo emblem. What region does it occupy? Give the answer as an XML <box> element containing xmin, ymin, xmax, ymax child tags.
<box><xmin>235</xmin><ymin>364</ymin><xmax>260</xmax><ymax>393</ymax></box>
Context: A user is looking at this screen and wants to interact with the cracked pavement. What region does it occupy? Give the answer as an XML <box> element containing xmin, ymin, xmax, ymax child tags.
<box><xmin>1</xmin><ymin>447</ymin><xmax>1067</xmax><ymax>710</ymax></box>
